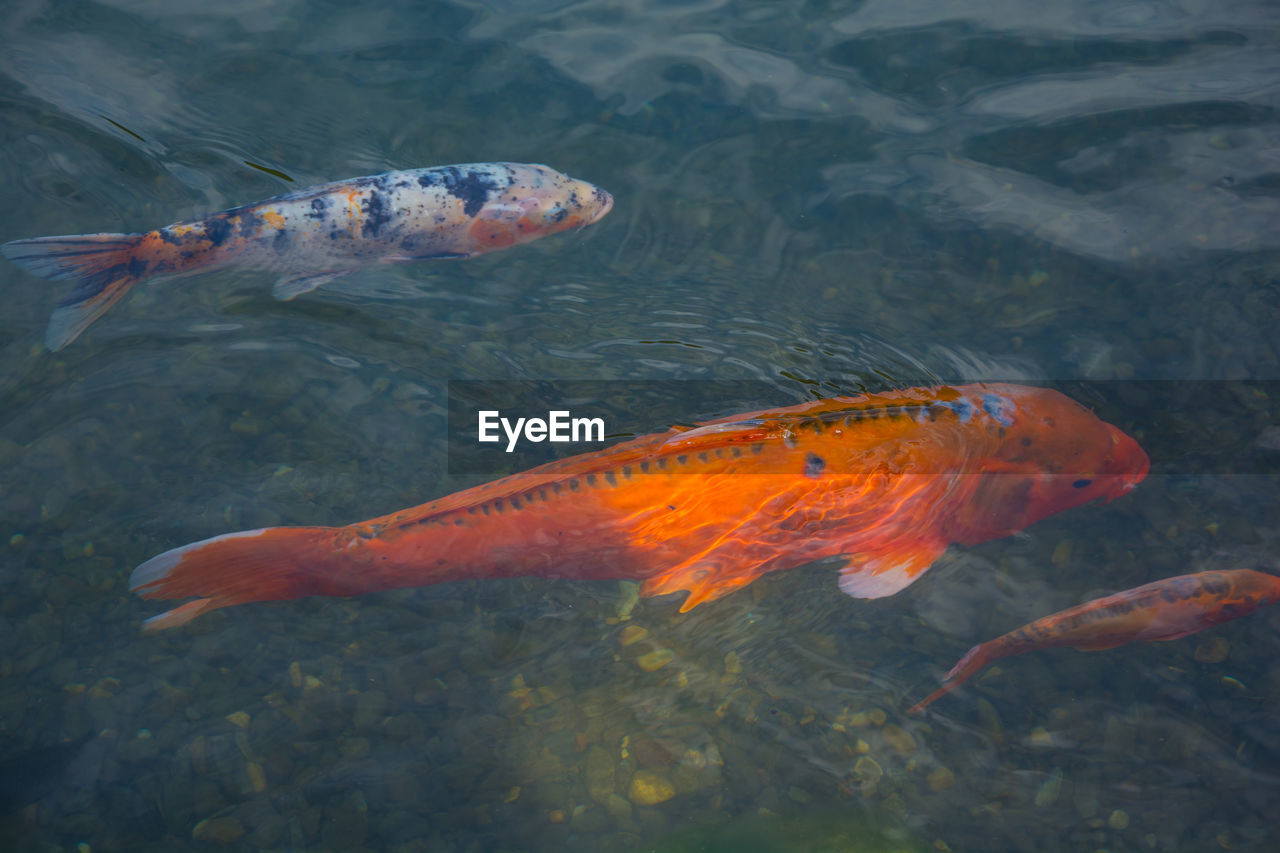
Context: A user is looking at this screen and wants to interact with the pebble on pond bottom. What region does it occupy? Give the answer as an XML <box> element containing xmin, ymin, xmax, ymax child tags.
<box><xmin>629</xmin><ymin>770</ymin><xmax>677</xmax><ymax>806</ymax></box>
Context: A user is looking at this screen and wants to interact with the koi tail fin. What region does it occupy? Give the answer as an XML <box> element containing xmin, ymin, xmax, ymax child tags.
<box><xmin>2</xmin><ymin>232</ymin><xmax>149</xmax><ymax>350</ymax></box>
<box><xmin>129</xmin><ymin>526</ymin><xmax>348</xmax><ymax>631</ymax></box>
<box><xmin>906</xmin><ymin>641</ymin><xmax>994</xmax><ymax>715</ymax></box>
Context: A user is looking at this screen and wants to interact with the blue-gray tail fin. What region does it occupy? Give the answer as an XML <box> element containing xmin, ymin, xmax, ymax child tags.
<box><xmin>2</xmin><ymin>232</ymin><xmax>147</xmax><ymax>350</ymax></box>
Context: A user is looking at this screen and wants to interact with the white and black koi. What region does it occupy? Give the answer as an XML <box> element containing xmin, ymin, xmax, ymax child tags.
<box><xmin>2</xmin><ymin>162</ymin><xmax>613</xmax><ymax>349</ymax></box>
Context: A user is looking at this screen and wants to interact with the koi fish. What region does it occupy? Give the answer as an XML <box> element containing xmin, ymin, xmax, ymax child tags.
<box><xmin>130</xmin><ymin>383</ymin><xmax>1148</xmax><ymax>631</ymax></box>
<box><xmin>908</xmin><ymin>569</ymin><xmax>1280</xmax><ymax>714</ymax></box>
<box><xmin>2</xmin><ymin>162</ymin><xmax>613</xmax><ymax>350</ymax></box>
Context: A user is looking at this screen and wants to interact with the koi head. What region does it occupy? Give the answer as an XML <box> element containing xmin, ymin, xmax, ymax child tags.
<box><xmin>467</xmin><ymin>163</ymin><xmax>613</xmax><ymax>252</ymax></box>
<box><xmin>944</xmin><ymin>384</ymin><xmax>1150</xmax><ymax>543</ymax></box>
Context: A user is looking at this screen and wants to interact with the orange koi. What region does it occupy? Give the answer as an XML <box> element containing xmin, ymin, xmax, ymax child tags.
<box><xmin>2</xmin><ymin>163</ymin><xmax>612</xmax><ymax>350</ymax></box>
<box><xmin>130</xmin><ymin>383</ymin><xmax>1148</xmax><ymax>631</ymax></box>
<box><xmin>908</xmin><ymin>569</ymin><xmax>1280</xmax><ymax>714</ymax></box>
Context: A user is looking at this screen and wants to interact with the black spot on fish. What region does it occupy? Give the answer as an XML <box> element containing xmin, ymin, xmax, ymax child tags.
<box><xmin>442</xmin><ymin>167</ymin><xmax>499</xmax><ymax>217</ymax></box>
<box><xmin>362</xmin><ymin>191</ymin><xmax>393</xmax><ymax>238</ymax></box>
<box><xmin>127</xmin><ymin>256</ymin><xmax>147</xmax><ymax>278</ymax></box>
<box><xmin>159</xmin><ymin>229</ymin><xmax>184</xmax><ymax>246</ymax></box>
<box><xmin>417</xmin><ymin>172</ymin><xmax>441</xmax><ymax>189</ymax></box>
<box><xmin>307</xmin><ymin>198</ymin><xmax>328</xmax><ymax>220</ymax></box>
<box><xmin>1072</xmin><ymin>478</ymin><xmax>1092</xmax><ymax>488</ymax></box>
<box><xmin>509</xmin><ymin>495</ymin><xmax>522</xmax><ymax>510</ymax></box>
<box><xmin>586</xmin><ymin>474</ymin><xmax>597</xmax><ymax>487</ymax></box>
<box><xmin>604</xmin><ymin>470</ymin><xmax>617</xmax><ymax>487</ymax></box>
<box><xmin>273</xmin><ymin>228</ymin><xmax>290</xmax><ymax>253</ymax></box>
<box><xmin>204</xmin><ymin>216</ymin><xmax>234</xmax><ymax>247</ymax></box>
<box><xmin>640</xmin><ymin>460</ymin><xmax>651</xmax><ymax>473</ymax></box>
<box><xmin>804</xmin><ymin>453</ymin><xmax>826</xmax><ymax>479</ymax></box>
<box><xmin>237</xmin><ymin>208</ymin><xmax>263</xmax><ymax>236</ymax></box>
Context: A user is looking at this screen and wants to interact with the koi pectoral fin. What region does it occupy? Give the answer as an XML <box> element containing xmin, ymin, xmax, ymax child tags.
<box><xmin>836</xmin><ymin>538</ymin><xmax>950</xmax><ymax>599</ymax></box>
<box><xmin>378</xmin><ymin>252</ymin><xmax>472</xmax><ymax>262</ymax></box>
<box><xmin>272</xmin><ymin>270</ymin><xmax>350</xmax><ymax>300</ymax></box>
<box><xmin>639</xmin><ymin>558</ymin><xmax>766</xmax><ymax>612</ymax></box>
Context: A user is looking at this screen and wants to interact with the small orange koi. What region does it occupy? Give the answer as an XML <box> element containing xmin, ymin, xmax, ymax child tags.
<box><xmin>908</xmin><ymin>569</ymin><xmax>1280</xmax><ymax>714</ymax></box>
<box><xmin>129</xmin><ymin>383</ymin><xmax>1147</xmax><ymax>632</ymax></box>
<box><xmin>2</xmin><ymin>162</ymin><xmax>612</xmax><ymax>349</ymax></box>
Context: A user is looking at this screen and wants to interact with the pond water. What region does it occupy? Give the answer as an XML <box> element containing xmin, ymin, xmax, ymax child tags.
<box><xmin>2</xmin><ymin>1</ymin><xmax>1279</xmax><ymax>850</ymax></box>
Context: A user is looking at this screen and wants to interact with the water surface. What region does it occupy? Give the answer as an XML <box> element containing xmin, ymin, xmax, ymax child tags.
<box><xmin>2</xmin><ymin>1</ymin><xmax>1279</xmax><ymax>850</ymax></box>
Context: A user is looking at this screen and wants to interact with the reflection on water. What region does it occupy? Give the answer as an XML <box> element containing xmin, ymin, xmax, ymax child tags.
<box><xmin>2</xmin><ymin>0</ymin><xmax>1279</xmax><ymax>850</ymax></box>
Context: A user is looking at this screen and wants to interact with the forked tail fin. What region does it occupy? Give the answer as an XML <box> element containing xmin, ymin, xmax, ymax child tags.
<box><xmin>2</xmin><ymin>232</ymin><xmax>148</xmax><ymax>350</ymax></box>
<box><xmin>906</xmin><ymin>642</ymin><xmax>992</xmax><ymax>714</ymax></box>
<box><xmin>129</xmin><ymin>526</ymin><xmax>345</xmax><ymax>631</ymax></box>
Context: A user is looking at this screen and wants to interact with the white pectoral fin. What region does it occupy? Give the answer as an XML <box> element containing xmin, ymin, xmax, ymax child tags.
<box><xmin>272</xmin><ymin>271</ymin><xmax>350</xmax><ymax>301</ymax></box>
<box><xmin>836</xmin><ymin>538</ymin><xmax>950</xmax><ymax>599</ymax></box>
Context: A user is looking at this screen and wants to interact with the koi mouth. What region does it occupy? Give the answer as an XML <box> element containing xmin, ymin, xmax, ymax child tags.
<box><xmin>585</xmin><ymin>187</ymin><xmax>614</xmax><ymax>225</ymax></box>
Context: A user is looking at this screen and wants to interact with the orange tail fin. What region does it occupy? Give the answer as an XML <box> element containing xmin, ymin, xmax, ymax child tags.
<box><xmin>129</xmin><ymin>526</ymin><xmax>343</xmax><ymax>631</ymax></box>
<box><xmin>2</xmin><ymin>232</ymin><xmax>148</xmax><ymax>350</ymax></box>
<box><xmin>907</xmin><ymin>642</ymin><xmax>992</xmax><ymax>714</ymax></box>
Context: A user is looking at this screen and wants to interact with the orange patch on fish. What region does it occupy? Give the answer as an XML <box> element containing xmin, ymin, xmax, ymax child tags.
<box><xmin>128</xmin><ymin>383</ymin><xmax>1147</xmax><ymax>632</ymax></box>
<box><xmin>908</xmin><ymin>569</ymin><xmax>1280</xmax><ymax>714</ymax></box>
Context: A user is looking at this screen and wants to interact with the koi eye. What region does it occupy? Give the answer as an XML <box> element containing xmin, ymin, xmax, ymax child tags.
<box><xmin>1072</xmin><ymin>478</ymin><xmax>1093</xmax><ymax>488</ymax></box>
